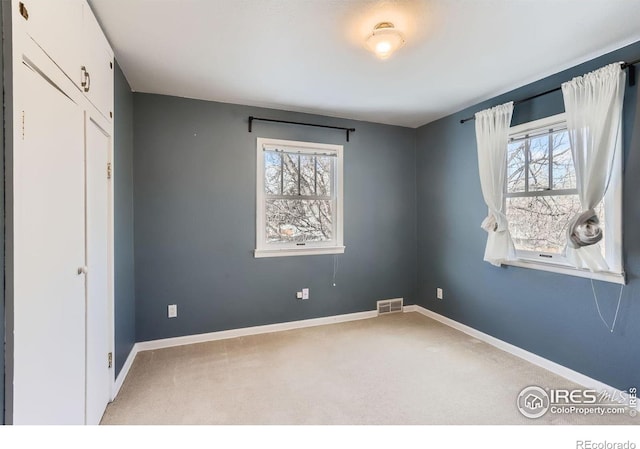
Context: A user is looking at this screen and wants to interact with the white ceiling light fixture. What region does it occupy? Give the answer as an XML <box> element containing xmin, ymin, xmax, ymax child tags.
<box><xmin>365</xmin><ymin>22</ymin><xmax>405</xmax><ymax>60</ymax></box>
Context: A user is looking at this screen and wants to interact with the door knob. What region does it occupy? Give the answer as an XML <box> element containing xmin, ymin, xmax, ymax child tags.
<box><xmin>77</xmin><ymin>266</ymin><xmax>88</xmax><ymax>275</ymax></box>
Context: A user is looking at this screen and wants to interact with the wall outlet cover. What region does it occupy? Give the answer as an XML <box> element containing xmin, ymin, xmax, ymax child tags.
<box><xmin>168</xmin><ymin>304</ymin><xmax>178</xmax><ymax>318</ymax></box>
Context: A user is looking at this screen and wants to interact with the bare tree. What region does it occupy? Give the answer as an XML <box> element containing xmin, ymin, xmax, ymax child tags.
<box><xmin>505</xmin><ymin>130</ymin><xmax>604</xmax><ymax>254</ymax></box>
<box><xmin>264</xmin><ymin>151</ymin><xmax>334</xmax><ymax>243</ymax></box>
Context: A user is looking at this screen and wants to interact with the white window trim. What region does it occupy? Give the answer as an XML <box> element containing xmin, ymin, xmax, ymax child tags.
<box><xmin>503</xmin><ymin>113</ymin><xmax>625</xmax><ymax>284</ymax></box>
<box><xmin>506</xmin><ymin>259</ymin><xmax>625</xmax><ymax>285</ymax></box>
<box><xmin>255</xmin><ymin>137</ymin><xmax>345</xmax><ymax>258</ymax></box>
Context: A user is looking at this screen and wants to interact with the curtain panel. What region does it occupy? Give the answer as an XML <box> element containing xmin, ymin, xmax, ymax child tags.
<box><xmin>475</xmin><ymin>102</ymin><xmax>515</xmax><ymax>267</ymax></box>
<box><xmin>561</xmin><ymin>63</ymin><xmax>625</xmax><ymax>272</ymax></box>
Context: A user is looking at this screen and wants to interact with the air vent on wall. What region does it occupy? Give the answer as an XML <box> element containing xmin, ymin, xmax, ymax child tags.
<box><xmin>377</xmin><ymin>298</ymin><xmax>403</xmax><ymax>315</ymax></box>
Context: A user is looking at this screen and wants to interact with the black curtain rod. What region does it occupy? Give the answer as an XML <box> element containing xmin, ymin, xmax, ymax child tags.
<box><xmin>459</xmin><ymin>58</ymin><xmax>640</xmax><ymax>124</ymax></box>
<box><xmin>248</xmin><ymin>116</ymin><xmax>356</xmax><ymax>142</ymax></box>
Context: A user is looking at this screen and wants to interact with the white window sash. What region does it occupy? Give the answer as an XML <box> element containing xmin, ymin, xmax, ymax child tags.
<box><xmin>503</xmin><ymin>113</ymin><xmax>624</xmax><ymax>283</ymax></box>
<box><xmin>255</xmin><ymin>137</ymin><xmax>344</xmax><ymax>258</ymax></box>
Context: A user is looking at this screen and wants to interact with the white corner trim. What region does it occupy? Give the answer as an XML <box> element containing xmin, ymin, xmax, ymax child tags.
<box><xmin>136</xmin><ymin>309</ymin><xmax>378</xmax><ymax>352</ymax></box>
<box><xmin>112</xmin><ymin>344</ymin><xmax>140</xmax><ymax>399</ymax></box>
<box><xmin>410</xmin><ymin>305</ymin><xmax>623</xmax><ymax>395</ymax></box>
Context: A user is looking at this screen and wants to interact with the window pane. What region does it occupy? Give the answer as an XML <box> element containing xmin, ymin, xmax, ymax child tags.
<box><xmin>507</xmin><ymin>141</ymin><xmax>526</xmax><ymax>193</ymax></box>
<box><xmin>264</xmin><ymin>152</ymin><xmax>282</xmax><ymax>195</ymax></box>
<box><xmin>300</xmin><ymin>155</ymin><xmax>316</xmax><ymax>196</ymax></box>
<box><xmin>507</xmin><ymin>194</ymin><xmax>582</xmax><ymax>253</ymax></box>
<box><xmin>265</xmin><ymin>199</ymin><xmax>333</xmax><ymax>243</ymax></box>
<box><xmin>282</xmin><ymin>153</ymin><xmax>299</xmax><ymax>195</ymax></box>
<box><xmin>552</xmin><ymin>131</ymin><xmax>575</xmax><ymax>190</ymax></box>
<box><xmin>316</xmin><ymin>156</ymin><xmax>332</xmax><ymax>196</ymax></box>
<box><xmin>528</xmin><ymin>135</ymin><xmax>549</xmax><ymax>191</ymax></box>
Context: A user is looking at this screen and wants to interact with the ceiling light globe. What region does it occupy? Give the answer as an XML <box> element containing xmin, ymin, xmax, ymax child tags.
<box><xmin>365</xmin><ymin>22</ymin><xmax>405</xmax><ymax>60</ymax></box>
<box><xmin>376</xmin><ymin>41</ymin><xmax>392</xmax><ymax>54</ymax></box>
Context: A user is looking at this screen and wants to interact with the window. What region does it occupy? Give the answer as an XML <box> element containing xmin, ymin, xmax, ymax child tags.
<box><xmin>255</xmin><ymin>137</ymin><xmax>344</xmax><ymax>258</ymax></box>
<box><xmin>504</xmin><ymin>113</ymin><xmax>623</xmax><ymax>283</ymax></box>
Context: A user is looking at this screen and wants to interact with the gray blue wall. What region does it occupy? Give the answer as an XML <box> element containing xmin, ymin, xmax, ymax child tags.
<box><xmin>1</xmin><ymin>0</ymin><xmax>5</xmax><ymax>425</ymax></box>
<box><xmin>1</xmin><ymin>0</ymin><xmax>13</xmax><ymax>424</ymax></box>
<box><xmin>114</xmin><ymin>62</ymin><xmax>135</xmax><ymax>376</ymax></box>
<box><xmin>416</xmin><ymin>41</ymin><xmax>640</xmax><ymax>390</ymax></box>
<box><xmin>133</xmin><ymin>94</ymin><xmax>417</xmax><ymax>342</ymax></box>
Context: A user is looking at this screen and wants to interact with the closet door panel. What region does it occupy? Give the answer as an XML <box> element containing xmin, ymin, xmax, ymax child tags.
<box><xmin>13</xmin><ymin>61</ymin><xmax>86</xmax><ymax>424</ymax></box>
<box><xmin>85</xmin><ymin>117</ymin><xmax>112</xmax><ymax>425</ymax></box>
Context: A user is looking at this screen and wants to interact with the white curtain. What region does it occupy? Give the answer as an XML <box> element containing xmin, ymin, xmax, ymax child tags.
<box><xmin>475</xmin><ymin>102</ymin><xmax>515</xmax><ymax>266</ymax></box>
<box><xmin>561</xmin><ymin>63</ymin><xmax>625</xmax><ymax>271</ymax></box>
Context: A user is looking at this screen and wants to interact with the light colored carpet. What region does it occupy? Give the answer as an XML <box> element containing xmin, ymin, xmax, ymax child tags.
<box><xmin>101</xmin><ymin>312</ymin><xmax>637</xmax><ymax>425</ymax></box>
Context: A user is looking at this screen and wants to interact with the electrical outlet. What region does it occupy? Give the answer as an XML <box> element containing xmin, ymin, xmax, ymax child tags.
<box><xmin>168</xmin><ymin>304</ymin><xmax>178</xmax><ymax>318</ymax></box>
<box><xmin>302</xmin><ymin>288</ymin><xmax>309</xmax><ymax>300</ymax></box>
<box><xmin>436</xmin><ymin>288</ymin><xmax>443</xmax><ymax>300</ymax></box>
<box><xmin>296</xmin><ymin>291</ymin><xmax>303</xmax><ymax>299</ymax></box>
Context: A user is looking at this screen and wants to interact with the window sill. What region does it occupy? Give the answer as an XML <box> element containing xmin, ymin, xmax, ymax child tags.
<box><xmin>254</xmin><ymin>246</ymin><xmax>345</xmax><ymax>259</ymax></box>
<box><xmin>504</xmin><ymin>259</ymin><xmax>626</xmax><ymax>285</ymax></box>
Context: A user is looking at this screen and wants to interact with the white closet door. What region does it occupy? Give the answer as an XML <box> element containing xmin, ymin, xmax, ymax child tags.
<box><xmin>85</xmin><ymin>117</ymin><xmax>112</xmax><ymax>425</ymax></box>
<box><xmin>14</xmin><ymin>61</ymin><xmax>86</xmax><ymax>424</ymax></box>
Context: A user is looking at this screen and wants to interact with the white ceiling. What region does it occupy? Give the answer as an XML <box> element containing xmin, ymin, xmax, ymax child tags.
<box><xmin>90</xmin><ymin>0</ymin><xmax>640</xmax><ymax>128</ymax></box>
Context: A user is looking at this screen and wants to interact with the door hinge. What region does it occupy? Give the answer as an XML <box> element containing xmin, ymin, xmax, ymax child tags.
<box><xmin>107</xmin><ymin>162</ymin><xmax>112</xmax><ymax>180</ymax></box>
<box><xmin>108</xmin><ymin>352</ymin><xmax>113</xmax><ymax>369</ymax></box>
<box><xmin>21</xmin><ymin>111</ymin><xmax>25</xmax><ymax>140</ymax></box>
<box><xmin>19</xmin><ymin>2</ymin><xmax>29</xmax><ymax>20</ymax></box>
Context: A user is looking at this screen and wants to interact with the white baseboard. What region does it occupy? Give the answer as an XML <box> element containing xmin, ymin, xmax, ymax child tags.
<box><xmin>113</xmin><ymin>344</ymin><xmax>140</xmax><ymax>399</ymax></box>
<box><xmin>108</xmin><ymin>305</ymin><xmax>442</xmax><ymax>396</ymax></box>
<box><xmin>136</xmin><ymin>309</ymin><xmax>379</xmax><ymax>352</ymax></box>
<box><xmin>114</xmin><ymin>304</ymin><xmax>624</xmax><ymax>403</ymax></box>
<box><xmin>407</xmin><ymin>304</ymin><xmax>622</xmax><ymax>395</ymax></box>
<box><xmin>112</xmin><ymin>309</ymin><xmax>380</xmax><ymax>399</ymax></box>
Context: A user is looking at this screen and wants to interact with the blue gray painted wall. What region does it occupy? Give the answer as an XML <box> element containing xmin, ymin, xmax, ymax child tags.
<box><xmin>416</xmin><ymin>40</ymin><xmax>640</xmax><ymax>390</ymax></box>
<box><xmin>1</xmin><ymin>0</ymin><xmax>13</xmax><ymax>424</ymax></box>
<box><xmin>133</xmin><ymin>94</ymin><xmax>417</xmax><ymax>342</ymax></box>
<box><xmin>114</xmin><ymin>62</ymin><xmax>135</xmax><ymax>376</ymax></box>
<box><xmin>1</xmin><ymin>0</ymin><xmax>5</xmax><ymax>425</ymax></box>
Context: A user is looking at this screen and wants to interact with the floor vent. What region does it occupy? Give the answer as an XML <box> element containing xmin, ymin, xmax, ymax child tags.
<box><xmin>377</xmin><ymin>298</ymin><xmax>403</xmax><ymax>315</ymax></box>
